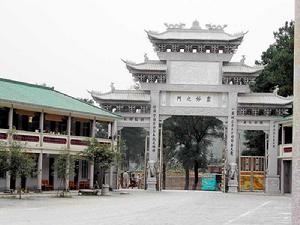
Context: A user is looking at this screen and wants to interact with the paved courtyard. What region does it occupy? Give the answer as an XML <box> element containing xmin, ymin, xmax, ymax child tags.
<box><xmin>0</xmin><ymin>190</ymin><xmax>291</xmax><ymax>225</ymax></box>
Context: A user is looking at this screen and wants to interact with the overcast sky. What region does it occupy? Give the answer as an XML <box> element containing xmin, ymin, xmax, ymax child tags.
<box><xmin>0</xmin><ymin>0</ymin><xmax>294</xmax><ymax>99</ymax></box>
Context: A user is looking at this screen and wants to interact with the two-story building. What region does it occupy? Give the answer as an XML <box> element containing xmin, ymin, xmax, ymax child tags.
<box><xmin>0</xmin><ymin>78</ymin><xmax>120</xmax><ymax>191</ymax></box>
<box><xmin>277</xmin><ymin>116</ymin><xmax>293</xmax><ymax>194</ymax></box>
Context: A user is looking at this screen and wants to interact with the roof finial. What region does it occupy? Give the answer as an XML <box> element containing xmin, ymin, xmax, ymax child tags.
<box><xmin>164</xmin><ymin>22</ymin><xmax>185</xmax><ymax>30</ymax></box>
<box><xmin>191</xmin><ymin>20</ymin><xmax>201</xmax><ymax>29</ymax></box>
<box><xmin>273</xmin><ymin>85</ymin><xmax>279</xmax><ymax>95</ymax></box>
<box><xmin>240</xmin><ymin>55</ymin><xmax>246</xmax><ymax>64</ymax></box>
<box><xmin>134</xmin><ymin>82</ymin><xmax>141</xmax><ymax>90</ymax></box>
<box><xmin>144</xmin><ymin>53</ymin><xmax>149</xmax><ymax>62</ymax></box>
<box><xmin>206</xmin><ymin>24</ymin><xmax>227</xmax><ymax>31</ymax></box>
<box><xmin>110</xmin><ymin>82</ymin><xmax>115</xmax><ymax>92</ymax></box>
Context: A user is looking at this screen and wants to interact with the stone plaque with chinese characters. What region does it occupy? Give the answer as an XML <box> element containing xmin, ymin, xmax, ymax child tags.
<box><xmin>169</xmin><ymin>92</ymin><xmax>227</xmax><ymax>107</ymax></box>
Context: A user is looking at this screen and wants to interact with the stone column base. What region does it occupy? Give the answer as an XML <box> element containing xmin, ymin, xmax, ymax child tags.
<box><xmin>265</xmin><ymin>175</ymin><xmax>280</xmax><ymax>194</ymax></box>
<box><xmin>228</xmin><ymin>180</ymin><xmax>238</xmax><ymax>193</ymax></box>
<box><xmin>147</xmin><ymin>177</ymin><xmax>156</xmax><ymax>191</ymax></box>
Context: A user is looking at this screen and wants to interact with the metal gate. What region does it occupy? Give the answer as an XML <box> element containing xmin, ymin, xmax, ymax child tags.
<box><xmin>239</xmin><ymin>156</ymin><xmax>265</xmax><ymax>192</ymax></box>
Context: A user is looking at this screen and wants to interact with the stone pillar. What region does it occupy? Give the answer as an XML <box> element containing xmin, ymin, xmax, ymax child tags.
<box><xmin>158</xmin><ymin>120</ymin><xmax>163</xmax><ymax>191</ymax></box>
<box><xmin>148</xmin><ymin>90</ymin><xmax>160</xmax><ymax>190</ymax></box>
<box><xmin>292</xmin><ymin>1</ymin><xmax>300</xmax><ymax>223</ymax></box>
<box><xmin>280</xmin><ymin>159</ymin><xmax>284</xmax><ymax>194</ymax></box>
<box><xmin>144</xmin><ymin>132</ymin><xmax>149</xmax><ymax>190</ymax></box>
<box><xmin>37</xmin><ymin>152</ymin><xmax>43</xmax><ymax>191</ymax></box>
<box><xmin>5</xmin><ymin>171</ymin><xmax>10</xmax><ymax>191</ymax></box>
<box><xmin>265</xmin><ymin>120</ymin><xmax>280</xmax><ymax>193</ymax></box>
<box><xmin>89</xmin><ymin>117</ymin><xmax>96</xmax><ymax>189</ymax></box>
<box><xmin>108</xmin><ymin>123</ymin><xmax>112</xmax><ymax>139</ymax></box>
<box><xmin>5</xmin><ymin>106</ymin><xmax>14</xmax><ymax>190</ymax></box>
<box><xmin>89</xmin><ymin>162</ymin><xmax>94</xmax><ymax>189</ymax></box>
<box><xmin>281</xmin><ymin>125</ymin><xmax>285</xmax><ymax>145</ymax></box>
<box><xmin>91</xmin><ymin>118</ymin><xmax>96</xmax><ymax>138</ymax></box>
<box><xmin>8</xmin><ymin>106</ymin><xmax>13</xmax><ymax>131</ymax></box>
<box><xmin>67</xmin><ymin>115</ymin><xmax>71</xmax><ymax>149</ymax></box>
<box><xmin>226</xmin><ymin>92</ymin><xmax>238</xmax><ymax>192</ymax></box>
<box><xmin>39</xmin><ymin>112</ymin><xmax>44</xmax><ymax>147</ymax></box>
<box><xmin>65</xmin><ymin>115</ymin><xmax>71</xmax><ymax>190</ymax></box>
<box><xmin>109</xmin><ymin>166</ymin><xmax>114</xmax><ymax>187</ymax></box>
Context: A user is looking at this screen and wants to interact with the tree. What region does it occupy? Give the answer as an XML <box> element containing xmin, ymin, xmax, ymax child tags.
<box><xmin>0</xmin><ymin>141</ymin><xmax>36</xmax><ymax>199</ymax></box>
<box><xmin>246</xmin><ymin>22</ymin><xmax>294</xmax><ymax>158</ymax></box>
<box><xmin>53</xmin><ymin>150</ymin><xmax>76</xmax><ymax>196</ymax></box>
<box><xmin>95</xmin><ymin>122</ymin><xmax>109</xmax><ymax>139</ymax></box>
<box><xmin>189</xmin><ymin>117</ymin><xmax>223</xmax><ymax>189</ymax></box>
<box><xmin>161</xmin><ymin>128</ymin><xmax>177</xmax><ymax>189</ymax></box>
<box><xmin>163</xmin><ymin>116</ymin><xmax>223</xmax><ymax>190</ymax></box>
<box><xmin>121</xmin><ymin>127</ymin><xmax>147</xmax><ymax>169</ymax></box>
<box><xmin>83</xmin><ymin>138</ymin><xmax>115</xmax><ymax>192</ymax></box>
<box><xmin>251</xmin><ymin>21</ymin><xmax>294</xmax><ymax>97</ymax></box>
<box><xmin>242</xmin><ymin>131</ymin><xmax>266</xmax><ymax>156</ymax></box>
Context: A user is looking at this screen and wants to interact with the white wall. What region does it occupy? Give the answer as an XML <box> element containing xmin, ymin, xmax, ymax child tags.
<box><xmin>168</xmin><ymin>61</ymin><xmax>221</xmax><ymax>85</ymax></box>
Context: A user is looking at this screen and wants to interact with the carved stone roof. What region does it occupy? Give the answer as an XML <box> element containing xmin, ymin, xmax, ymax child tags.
<box><xmin>123</xmin><ymin>60</ymin><xmax>262</xmax><ymax>75</ymax></box>
<box><xmin>238</xmin><ymin>93</ymin><xmax>293</xmax><ymax>105</ymax></box>
<box><xmin>223</xmin><ymin>62</ymin><xmax>264</xmax><ymax>74</ymax></box>
<box><xmin>91</xmin><ymin>90</ymin><xmax>150</xmax><ymax>102</ymax></box>
<box><xmin>147</xmin><ymin>30</ymin><xmax>245</xmax><ymax>42</ymax></box>
<box><xmin>123</xmin><ymin>60</ymin><xmax>167</xmax><ymax>72</ymax></box>
<box><xmin>146</xmin><ymin>22</ymin><xmax>245</xmax><ymax>42</ymax></box>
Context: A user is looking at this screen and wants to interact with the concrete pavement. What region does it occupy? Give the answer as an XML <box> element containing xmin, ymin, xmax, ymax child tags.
<box><xmin>0</xmin><ymin>190</ymin><xmax>291</xmax><ymax>225</ymax></box>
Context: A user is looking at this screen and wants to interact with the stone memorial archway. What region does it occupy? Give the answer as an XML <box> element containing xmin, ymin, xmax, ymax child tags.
<box><xmin>91</xmin><ymin>21</ymin><xmax>292</xmax><ymax>193</ymax></box>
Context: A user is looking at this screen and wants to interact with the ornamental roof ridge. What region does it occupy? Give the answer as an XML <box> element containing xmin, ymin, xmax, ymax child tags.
<box><xmin>238</xmin><ymin>92</ymin><xmax>293</xmax><ymax>105</ymax></box>
<box><xmin>122</xmin><ymin>58</ymin><xmax>167</xmax><ymax>71</ymax></box>
<box><xmin>146</xmin><ymin>21</ymin><xmax>246</xmax><ymax>41</ymax></box>
<box><xmin>272</xmin><ymin>87</ymin><xmax>293</xmax><ymax>100</ymax></box>
<box><xmin>223</xmin><ymin>62</ymin><xmax>264</xmax><ymax>74</ymax></box>
<box><xmin>224</xmin><ymin>62</ymin><xmax>264</xmax><ymax>69</ymax></box>
<box><xmin>91</xmin><ymin>89</ymin><xmax>150</xmax><ymax>102</ymax></box>
<box><xmin>91</xmin><ymin>89</ymin><xmax>148</xmax><ymax>96</ymax></box>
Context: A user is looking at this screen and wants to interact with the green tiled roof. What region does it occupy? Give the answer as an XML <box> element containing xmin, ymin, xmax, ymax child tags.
<box><xmin>0</xmin><ymin>78</ymin><xmax>120</xmax><ymax>119</ymax></box>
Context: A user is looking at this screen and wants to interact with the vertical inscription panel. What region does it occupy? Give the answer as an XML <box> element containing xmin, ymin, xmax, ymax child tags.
<box><xmin>149</xmin><ymin>102</ymin><xmax>160</xmax><ymax>161</ymax></box>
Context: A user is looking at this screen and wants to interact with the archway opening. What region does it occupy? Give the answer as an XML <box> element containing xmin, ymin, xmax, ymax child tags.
<box><xmin>239</xmin><ymin>130</ymin><xmax>266</xmax><ymax>192</ymax></box>
<box><xmin>118</xmin><ymin>127</ymin><xmax>147</xmax><ymax>189</ymax></box>
<box><xmin>162</xmin><ymin>115</ymin><xmax>225</xmax><ymax>191</ymax></box>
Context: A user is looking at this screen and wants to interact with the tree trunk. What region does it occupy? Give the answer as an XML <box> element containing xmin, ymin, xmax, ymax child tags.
<box><xmin>184</xmin><ymin>167</ymin><xmax>190</xmax><ymax>190</ymax></box>
<box><xmin>162</xmin><ymin>162</ymin><xmax>166</xmax><ymax>190</ymax></box>
<box><xmin>193</xmin><ymin>160</ymin><xmax>199</xmax><ymax>190</ymax></box>
<box><xmin>99</xmin><ymin>167</ymin><xmax>107</xmax><ymax>189</ymax></box>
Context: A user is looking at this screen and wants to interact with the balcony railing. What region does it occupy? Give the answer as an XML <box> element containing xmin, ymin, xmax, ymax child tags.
<box><xmin>0</xmin><ymin>129</ymin><xmax>112</xmax><ymax>152</ymax></box>
<box><xmin>279</xmin><ymin>144</ymin><xmax>293</xmax><ymax>158</ymax></box>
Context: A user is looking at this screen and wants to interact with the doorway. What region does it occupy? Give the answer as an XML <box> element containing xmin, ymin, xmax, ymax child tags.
<box><xmin>240</xmin><ymin>156</ymin><xmax>265</xmax><ymax>192</ymax></box>
<box><xmin>49</xmin><ymin>158</ymin><xmax>55</xmax><ymax>188</ymax></box>
<box><xmin>283</xmin><ymin>160</ymin><xmax>292</xmax><ymax>193</ymax></box>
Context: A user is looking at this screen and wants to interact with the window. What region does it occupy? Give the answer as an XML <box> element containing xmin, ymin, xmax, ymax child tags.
<box><xmin>82</xmin><ymin>122</ymin><xmax>91</xmax><ymax>137</ymax></box>
<box><xmin>13</xmin><ymin>110</ymin><xmax>40</xmax><ymax>132</ymax></box>
<box><xmin>0</xmin><ymin>107</ymin><xmax>9</xmax><ymax>129</ymax></box>
<box><xmin>284</xmin><ymin>126</ymin><xmax>293</xmax><ymax>144</ymax></box>
<box><xmin>81</xmin><ymin>160</ymin><xmax>88</xmax><ymax>179</ymax></box>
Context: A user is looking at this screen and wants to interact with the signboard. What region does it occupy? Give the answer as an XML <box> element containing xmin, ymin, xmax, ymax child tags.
<box><xmin>169</xmin><ymin>92</ymin><xmax>227</xmax><ymax>108</ymax></box>
<box><xmin>201</xmin><ymin>174</ymin><xmax>218</xmax><ymax>191</ymax></box>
